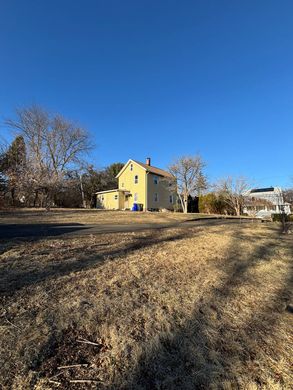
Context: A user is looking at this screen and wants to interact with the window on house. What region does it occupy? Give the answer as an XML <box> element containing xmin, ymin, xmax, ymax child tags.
<box><xmin>114</xmin><ymin>195</ymin><xmax>118</xmax><ymax>200</ymax></box>
<box><xmin>169</xmin><ymin>195</ymin><xmax>173</xmax><ymax>203</ymax></box>
<box><xmin>154</xmin><ymin>176</ymin><xmax>158</xmax><ymax>185</ymax></box>
<box><xmin>121</xmin><ymin>182</ymin><xmax>124</xmax><ymax>187</ymax></box>
<box><xmin>130</xmin><ymin>164</ymin><xmax>133</xmax><ymax>171</ymax></box>
<box><xmin>154</xmin><ymin>193</ymin><xmax>158</xmax><ymax>202</ymax></box>
<box><xmin>134</xmin><ymin>175</ymin><xmax>138</xmax><ymax>184</ymax></box>
<box><xmin>134</xmin><ymin>193</ymin><xmax>138</xmax><ymax>202</ymax></box>
<box><xmin>102</xmin><ymin>196</ymin><xmax>104</xmax><ymax>201</ymax></box>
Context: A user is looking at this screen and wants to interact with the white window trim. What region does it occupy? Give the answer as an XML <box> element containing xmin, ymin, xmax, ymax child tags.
<box><xmin>134</xmin><ymin>175</ymin><xmax>138</xmax><ymax>184</ymax></box>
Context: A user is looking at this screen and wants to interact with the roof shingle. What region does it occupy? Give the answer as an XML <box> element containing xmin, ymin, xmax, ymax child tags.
<box><xmin>132</xmin><ymin>160</ymin><xmax>174</xmax><ymax>178</ymax></box>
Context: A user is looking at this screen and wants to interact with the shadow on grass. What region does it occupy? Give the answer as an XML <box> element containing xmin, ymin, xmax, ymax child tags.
<box><xmin>0</xmin><ymin>228</ymin><xmax>194</xmax><ymax>296</ymax></box>
<box><xmin>124</xmin><ymin>228</ymin><xmax>293</xmax><ymax>389</ymax></box>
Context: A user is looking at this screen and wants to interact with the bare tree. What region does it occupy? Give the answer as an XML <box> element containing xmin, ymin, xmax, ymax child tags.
<box><xmin>169</xmin><ymin>155</ymin><xmax>207</xmax><ymax>213</ymax></box>
<box><xmin>6</xmin><ymin>105</ymin><xmax>92</xmax><ymax>207</ymax></box>
<box><xmin>214</xmin><ymin>176</ymin><xmax>251</xmax><ymax>216</ymax></box>
<box><xmin>283</xmin><ymin>188</ymin><xmax>293</xmax><ymax>205</ymax></box>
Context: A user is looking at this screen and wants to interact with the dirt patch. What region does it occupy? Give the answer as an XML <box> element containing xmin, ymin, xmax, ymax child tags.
<box><xmin>33</xmin><ymin>326</ymin><xmax>109</xmax><ymax>389</ymax></box>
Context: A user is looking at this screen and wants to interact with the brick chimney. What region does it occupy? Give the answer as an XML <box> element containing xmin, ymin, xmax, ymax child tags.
<box><xmin>146</xmin><ymin>157</ymin><xmax>151</xmax><ymax>166</ymax></box>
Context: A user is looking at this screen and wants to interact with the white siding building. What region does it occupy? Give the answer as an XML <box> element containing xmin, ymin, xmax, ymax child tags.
<box><xmin>243</xmin><ymin>187</ymin><xmax>291</xmax><ymax>217</ymax></box>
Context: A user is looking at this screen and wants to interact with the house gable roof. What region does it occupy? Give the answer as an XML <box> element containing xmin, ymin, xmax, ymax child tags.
<box><xmin>116</xmin><ymin>159</ymin><xmax>174</xmax><ymax>179</ymax></box>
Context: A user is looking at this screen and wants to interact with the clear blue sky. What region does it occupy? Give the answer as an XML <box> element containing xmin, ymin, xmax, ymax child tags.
<box><xmin>0</xmin><ymin>1</ymin><xmax>292</xmax><ymax>187</ymax></box>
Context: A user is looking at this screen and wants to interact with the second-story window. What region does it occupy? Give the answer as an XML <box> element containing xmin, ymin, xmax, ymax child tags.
<box><xmin>154</xmin><ymin>176</ymin><xmax>158</xmax><ymax>185</ymax></box>
<box><xmin>130</xmin><ymin>164</ymin><xmax>133</xmax><ymax>171</ymax></box>
<box><xmin>134</xmin><ymin>175</ymin><xmax>138</xmax><ymax>184</ymax></box>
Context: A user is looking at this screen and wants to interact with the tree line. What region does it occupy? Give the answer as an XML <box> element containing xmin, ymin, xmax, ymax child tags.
<box><xmin>1</xmin><ymin>105</ymin><xmax>292</xmax><ymax>214</ymax></box>
<box><xmin>168</xmin><ymin>158</ymin><xmax>252</xmax><ymax>215</ymax></box>
<box><xmin>0</xmin><ymin>105</ymin><xmax>123</xmax><ymax>209</ymax></box>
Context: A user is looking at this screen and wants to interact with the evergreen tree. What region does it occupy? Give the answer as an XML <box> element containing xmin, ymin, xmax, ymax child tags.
<box><xmin>1</xmin><ymin>136</ymin><xmax>26</xmax><ymax>205</ymax></box>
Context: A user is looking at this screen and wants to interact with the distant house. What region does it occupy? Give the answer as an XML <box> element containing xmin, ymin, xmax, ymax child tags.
<box><xmin>243</xmin><ymin>187</ymin><xmax>291</xmax><ymax>217</ymax></box>
<box><xmin>96</xmin><ymin>158</ymin><xmax>176</xmax><ymax>211</ymax></box>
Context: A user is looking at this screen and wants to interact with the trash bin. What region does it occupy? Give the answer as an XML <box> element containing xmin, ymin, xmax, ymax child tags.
<box><xmin>132</xmin><ymin>203</ymin><xmax>138</xmax><ymax>211</ymax></box>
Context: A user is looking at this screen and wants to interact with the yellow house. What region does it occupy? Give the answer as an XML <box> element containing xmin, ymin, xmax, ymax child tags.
<box><xmin>96</xmin><ymin>158</ymin><xmax>176</xmax><ymax>211</ymax></box>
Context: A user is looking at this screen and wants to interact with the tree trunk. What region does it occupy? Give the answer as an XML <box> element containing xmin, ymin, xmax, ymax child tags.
<box><xmin>178</xmin><ymin>193</ymin><xmax>187</xmax><ymax>213</ymax></box>
<box><xmin>33</xmin><ymin>190</ymin><xmax>39</xmax><ymax>207</ymax></box>
<box><xmin>281</xmin><ymin>213</ymin><xmax>286</xmax><ymax>233</ymax></box>
<box><xmin>11</xmin><ymin>187</ymin><xmax>15</xmax><ymax>206</ymax></box>
<box><xmin>234</xmin><ymin>199</ymin><xmax>241</xmax><ymax>216</ymax></box>
<box><xmin>183</xmin><ymin>195</ymin><xmax>188</xmax><ymax>213</ymax></box>
<box><xmin>79</xmin><ymin>174</ymin><xmax>86</xmax><ymax>208</ymax></box>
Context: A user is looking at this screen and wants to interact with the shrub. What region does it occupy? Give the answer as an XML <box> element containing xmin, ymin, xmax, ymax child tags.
<box><xmin>199</xmin><ymin>193</ymin><xmax>216</xmax><ymax>214</ymax></box>
<box><xmin>199</xmin><ymin>193</ymin><xmax>229</xmax><ymax>214</ymax></box>
<box><xmin>272</xmin><ymin>214</ymin><xmax>293</xmax><ymax>222</ymax></box>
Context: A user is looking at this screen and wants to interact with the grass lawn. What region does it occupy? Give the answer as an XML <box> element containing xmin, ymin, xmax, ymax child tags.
<box><xmin>0</xmin><ymin>208</ymin><xmax>230</xmax><ymax>226</ymax></box>
<box><xmin>0</xmin><ymin>223</ymin><xmax>292</xmax><ymax>389</ymax></box>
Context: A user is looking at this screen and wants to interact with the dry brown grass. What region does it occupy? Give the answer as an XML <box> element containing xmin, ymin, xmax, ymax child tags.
<box><xmin>0</xmin><ymin>208</ymin><xmax>220</xmax><ymax>226</ymax></box>
<box><xmin>0</xmin><ymin>223</ymin><xmax>292</xmax><ymax>389</ymax></box>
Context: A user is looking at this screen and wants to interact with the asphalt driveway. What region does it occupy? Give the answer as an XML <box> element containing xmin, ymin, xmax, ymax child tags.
<box><xmin>0</xmin><ymin>218</ymin><xmax>255</xmax><ymax>240</ymax></box>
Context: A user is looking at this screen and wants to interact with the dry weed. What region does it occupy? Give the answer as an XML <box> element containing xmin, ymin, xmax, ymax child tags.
<box><xmin>0</xmin><ymin>223</ymin><xmax>292</xmax><ymax>389</ymax></box>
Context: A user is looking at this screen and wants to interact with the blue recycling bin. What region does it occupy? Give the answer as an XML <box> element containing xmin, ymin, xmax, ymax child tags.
<box><xmin>132</xmin><ymin>203</ymin><xmax>138</xmax><ymax>211</ymax></box>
